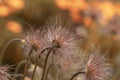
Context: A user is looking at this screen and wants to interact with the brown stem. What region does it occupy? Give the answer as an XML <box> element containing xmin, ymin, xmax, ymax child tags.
<box><xmin>14</xmin><ymin>60</ymin><xmax>26</xmax><ymax>80</ymax></box>
<box><xmin>41</xmin><ymin>47</ymin><xmax>54</xmax><ymax>80</ymax></box>
<box><xmin>41</xmin><ymin>47</ymin><xmax>51</xmax><ymax>55</ymax></box>
<box><xmin>23</xmin><ymin>47</ymin><xmax>33</xmax><ymax>80</ymax></box>
<box><xmin>31</xmin><ymin>47</ymin><xmax>51</xmax><ymax>80</ymax></box>
<box><xmin>70</xmin><ymin>72</ymin><xmax>86</xmax><ymax>80</ymax></box>
<box><xmin>44</xmin><ymin>64</ymin><xmax>54</xmax><ymax>80</ymax></box>
<box><xmin>31</xmin><ymin>59</ymin><xmax>38</xmax><ymax>80</ymax></box>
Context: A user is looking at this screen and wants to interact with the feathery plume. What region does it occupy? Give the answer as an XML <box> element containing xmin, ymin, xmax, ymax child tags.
<box><xmin>0</xmin><ymin>66</ymin><xmax>11</xmax><ymax>80</ymax></box>
<box><xmin>43</xmin><ymin>20</ymin><xmax>79</xmax><ymax>71</ymax></box>
<box><xmin>23</xmin><ymin>26</ymin><xmax>43</xmax><ymax>56</ymax></box>
<box><xmin>23</xmin><ymin>26</ymin><xmax>44</xmax><ymax>80</ymax></box>
<box><xmin>84</xmin><ymin>49</ymin><xmax>113</xmax><ymax>80</ymax></box>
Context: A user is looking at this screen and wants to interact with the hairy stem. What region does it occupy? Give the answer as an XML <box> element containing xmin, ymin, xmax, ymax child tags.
<box><xmin>0</xmin><ymin>38</ymin><xmax>22</xmax><ymax>65</ymax></box>
<box><xmin>44</xmin><ymin>64</ymin><xmax>54</xmax><ymax>80</ymax></box>
<box><xmin>41</xmin><ymin>47</ymin><xmax>54</xmax><ymax>80</ymax></box>
<box><xmin>23</xmin><ymin>47</ymin><xmax>33</xmax><ymax>80</ymax></box>
<box><xmin>41</xmin><ymin>47</ymin><xmax>52</xmax><ymax>55</ymax></box>
<box><xmin>70</xmin><ymin>72</ymin><xmax>86</xmax><ymax>80</ymax></box>
<box><xmin>15</xmin><ymin>60</ymin><xmax>26</xmax><ymax>75</ymax></box>
<box><xmin>31</xmin><ymin>47</ymin><xmax>51</xmax><ymax>80</ymax></box>
<box><xmin>44</xmin><ymin>63</ymin><xmax>61</xmax><ymax>80</ymax></box>
<box><xmin>31</xmin><ymin>60</ymin><xmax>38</xmax><ymax>80</ymax></box>
<box><xmin>14</xmin><ymin>60</ymin><xmax>27</xmax><ymax>80</ymax></box>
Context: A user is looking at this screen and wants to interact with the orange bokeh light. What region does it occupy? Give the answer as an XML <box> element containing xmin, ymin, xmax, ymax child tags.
<box><xmin>55</xmin><ymin>0</ymin><xmax>120</xmax><ymax>24</ymax></box>
<box><xmin>55</xmin><ymin>0</ymin><xmax>87</xmax><ymax>11</ymax></box>
<box><xmin>6</xmin><ymin>21</ymin><xmax>22</xmax><ymax>34</ymax></box>
<box><xmin>0</xmin><ymin>4</ymin><xmax>11</xmax><ymax>17</ymax></box>
<box><xmin>98</xmin><ymin>2</ymin><xmax>116</xmax><ymax>22</ymax></box>
<box><xmin>4</xmin><ymin>0</ymin><xmax>25</xmax><ymax>11</ymax></box>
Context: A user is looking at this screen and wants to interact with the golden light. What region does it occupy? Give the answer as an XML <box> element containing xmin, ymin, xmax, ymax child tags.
<box><xmin>112</xmin><ymin>35</ymin><xmax>120</xmax><ymax>40</ymax></box>
<box><xmin>4</xmin><ymin>0</ymin><xmax>25</xmax><ymax>11</ymax></box>
<box><xmin>83</xmin><ymin>17</ymin><xmax>93</xmax><ymax>27</ymax></box>
<box><xmin>98</xmin><ymin>1</ymin><xmax>116</xmax><ymax>23</ymax></box>
<box><xmin>0</xmin><ymin>4</ymin><xmax>11</xmax><ymax>17</ymax></box>
<box><xmin>55</xmin><ymin>0</ymin><xmax>120</xmax><ymax>25</ymax></box>
<box><xmin>6</xmin><ymin>21</ymin><xmax>22</xmax><ymax>34</ymax></box>
<box><xmin>55</xmin><ymin>0</ymin><xmax>68</xmax><ymax>10</ymax></box>
<box><xmin>55</xmin><ymin>0</ymin><xmax>87</xmax><ymax>11</ymax></box>
<box><xmin>25</xmin><ymin>77</ymin><xmax>31</xmax><ymax>80</ymax></box>
<box><xmin>115</xmin><ymin>3</ymin><xmax>120</xmax><ymax>15</ymax></box>
<box><xmin>70</xmin><ymin>12</ymin><xmax>82</xmax><ymax>23</ymax></box>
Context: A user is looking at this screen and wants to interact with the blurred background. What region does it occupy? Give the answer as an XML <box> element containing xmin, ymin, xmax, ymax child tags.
<box><xmin>0</xmin><ymin>0</ymin><xmax>120</xmax><ymax>80</ymax></box>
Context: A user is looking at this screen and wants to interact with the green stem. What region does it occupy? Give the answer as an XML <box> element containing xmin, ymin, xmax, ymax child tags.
<box><xmin>23</xmin><ymin>47</ymin><xmax>33</xmax><ymax>80</ymax></box>
<box><xmin>0</xmin><ymin>38</ymin><xmax>22</xmax><ymax>65</ymax></box>
<box><xmin>41</xmin><ymin>47</ymin><xmax>54</xmax><ymax>80</ymax></box>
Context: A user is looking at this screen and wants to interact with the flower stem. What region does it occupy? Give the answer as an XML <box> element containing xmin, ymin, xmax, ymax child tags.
<box><xmin>0</xmin><ymin>38</ymin><xmax>22</xmax><ymax>65</ymax></box>
<box><xmin>70</xmin><ymin>72</ymin><xmax>86</xmax><ymax>80</ymax></box>
<box><xmin>14</xmin><ymin>60</ymin><xmax>27</xmax><ymax>80</ymax></box>
<box><xmin>31</xmin><ymin>60</ymin><xmax>38</xmax><ymax>80</ymax></box>
<box><xmin>31</xmin><ymin>47</ymin><xmax>51</xmax><ymax>80</ymax></box>
<box><xmin>44</xmin><ymin>64</ymin><xmax>54</xmax><ymax>80</ymax></box>
<box><xmin>23</xmin><ymin>47</ymin><xmax>33</xmax><ymax>80</ymax></box>
<box><xmin>41</xmin><ymin>47</ymin><xmax>54</xmax><ymax>80</ymax></box>
<box><xmin>45</xmin><ymin>64</ymin><xmax>61</xmax><ymax>80</ymax></box>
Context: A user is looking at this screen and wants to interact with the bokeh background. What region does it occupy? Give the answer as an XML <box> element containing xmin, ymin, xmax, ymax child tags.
<box><xmin>0</xmin><ymin>0</ymin><xmax>120</xmax><ymax>80</ymax></box>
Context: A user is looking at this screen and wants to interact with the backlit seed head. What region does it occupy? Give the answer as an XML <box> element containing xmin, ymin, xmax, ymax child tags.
<box><xmin>85</xmin><ymin>49</ymin><xmax>113</xmax><ymax>80</ymax></box>
<box><xmin>0</xmin><ymin>66</ymin><xmax>11</xmax><ymax>80</ymax></box>
<box><xmin>23</xmin><ymin>26</ymin><xmax>43</xmax><ymax>56</ymax></box>
<box><xmin>43</xmin><ymin>20</ymin><xmax>78</xmax><ymax>52</ymax></box>
<box><xmin>43</xmin><ymin>20</ymin><xmax>79</xmax><ymax>73</ymax></box>
<box><xmin>52</xmin><ymin>40</ymin><xmax>61</xmax><ymax>48</ymax></box>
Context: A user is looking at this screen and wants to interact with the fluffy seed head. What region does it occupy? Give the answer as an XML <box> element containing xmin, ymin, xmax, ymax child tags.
<box><xmin>43</xmin><ymin>21</ymin><xmax>79</xmax><ymax>72</ymax></box>
<box><xmin>44</xmin><ymin>21</ymin><xmax>78</xmax><ymax>51</ymax></box>
<box><xmin>0</xmin><ymin>66</ymin><xmax>11</xmax><ymax>80</ymax></box>
<box><xmin>23</xmin><ymin>26</ymin><xmax>43</xmax><ymax>56</ymax></box>
<box><xmin>85</xmin><ymin>50</ymin><xmax>113</xmax><ymax>80</ymax></box>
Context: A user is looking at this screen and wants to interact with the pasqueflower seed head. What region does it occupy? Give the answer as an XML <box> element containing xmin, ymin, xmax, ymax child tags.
<box><xmin>0</xmin><ymin>66</ymin><xmax>11</xmax><ymax>80</ymax></box>
<box><xmin>23</xmin><ymin>26</ymin><xmax>43</xmax><ymax>56</ymax></box>
<box><xmin>43</xmin><ymin>21</ymin><xmax>79</xmax><ymax>72</ymax></box>
<box><xmin>85</xmin><ymin>50</ymin><xmax>113</xmax><ymax>80</ymax></box>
